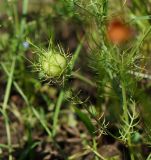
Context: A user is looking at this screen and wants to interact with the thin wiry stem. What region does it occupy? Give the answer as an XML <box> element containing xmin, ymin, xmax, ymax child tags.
<box><xmin>1</xmin><ymin>57</ymin><xmax>16</xmax><ymax>160</ymax></box>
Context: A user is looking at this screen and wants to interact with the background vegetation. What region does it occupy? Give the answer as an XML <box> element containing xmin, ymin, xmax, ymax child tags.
<box><xmin>1</xmin><ymin>0</ymin><xmax>151</xmax><ymax>159</ymax></box>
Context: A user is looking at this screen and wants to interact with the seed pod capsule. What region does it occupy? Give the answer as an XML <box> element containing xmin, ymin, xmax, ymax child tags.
<box><xmin>40</xmin><ymin>51</ymin><xmax>67</xmax><ymax>78</ymax></box>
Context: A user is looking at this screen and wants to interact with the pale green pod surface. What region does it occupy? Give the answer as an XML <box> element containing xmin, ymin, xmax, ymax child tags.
<box><xmin>41</xmin><ymin>51</ymin><xmax>67</xmax><ymax>78</ymax></box>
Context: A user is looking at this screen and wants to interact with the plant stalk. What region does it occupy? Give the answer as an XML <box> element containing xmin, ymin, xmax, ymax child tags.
<box><xmin>52</xmin><ymin>90</ymin><xmax>65</xmax><ymax>137</ymax></box>
<box><xmin>2</xmin><ymin>57</ymin><xmax>16</xmax><ymax>160</ymax></box>
<box><xmin>121</xmin><ymin>81</ymin><xmax>135</xmax><ymax>160</ymax></box>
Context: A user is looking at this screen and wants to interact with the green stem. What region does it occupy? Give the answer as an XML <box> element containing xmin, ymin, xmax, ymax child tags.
<box><xmin>52</xmin><ymin>90</ymin><xmax>65</xmax><ymax>137</ymax></box>
<box><xmin>121</xmin><ymin>81</ymin><xmax>128</xmax><ymax>123</ymax></box>
<box><xmin>69</xmin><ymin>38</ymin><xmax>84</xmax><ymax>71</ymax></box>
<box><xmin>20</xmin><ymin>0</ymin><xmax>28</xmax><ymax>36</ymax></box>
<box><xmin>2</xmin><ymin>57</ymin><xmax>16</xmax><ymax>160</ymax></box>
<box><xmin>93</xmin><ymin>138</ymin><xmax>99</xmax><ymax>160</ymax></box>
<box><xmin>121</xmin><ymin>81</ymin><xmax>134</xmax><ymax>160</ymax></box>
<box><xmin>71</xmin><ymin>72</ymin><xmax>96</xmax><ymax>87</ymax></box>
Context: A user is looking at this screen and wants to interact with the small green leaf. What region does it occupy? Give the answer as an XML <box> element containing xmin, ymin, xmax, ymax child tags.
<box><xmin>74</xmin><ymin>107</ymin><xmax>95</xmax><ymax>136</ymax></box>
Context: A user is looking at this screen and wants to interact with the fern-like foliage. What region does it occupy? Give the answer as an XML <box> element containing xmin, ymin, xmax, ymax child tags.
<box><xmin>119</xmin><ymin>101</ymin><xmax>139</xmax><ymax>143</ymax></box>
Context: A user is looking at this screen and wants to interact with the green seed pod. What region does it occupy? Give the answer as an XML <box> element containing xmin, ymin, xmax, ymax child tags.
<box><xmin>40</xmin><ymin>51</ymin><xmax>67</xmax><ymax>78</ymax></box>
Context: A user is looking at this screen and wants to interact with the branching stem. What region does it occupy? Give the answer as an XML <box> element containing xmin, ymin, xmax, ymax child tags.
<box><xmin>121</xmin><ymin>81</ymin><xmax>135</xmax><ymax>160</ymax></box>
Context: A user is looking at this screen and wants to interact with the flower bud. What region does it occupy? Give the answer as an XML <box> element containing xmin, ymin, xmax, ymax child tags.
<box><xmin>40</xmin><ymin>51</ymin><xmax>67</xmax><ymax>78</ymax></box>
